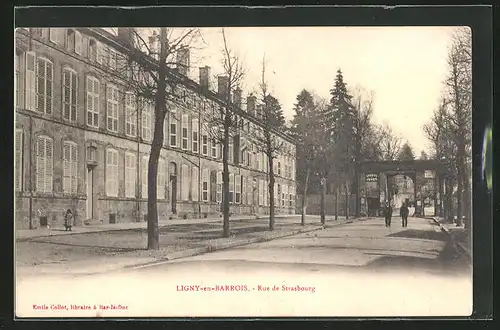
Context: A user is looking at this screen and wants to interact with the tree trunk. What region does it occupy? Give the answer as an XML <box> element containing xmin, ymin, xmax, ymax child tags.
<box><xmin>268</xmin><ymin>160</ymin><xmax>275</xmax><ymax>231</ymax></box>
<box><xmin>345</xmin><ymin>181</ymin><xmax>350</xmax><ymax>220</ymax></box>
<box><xmin>320</xmin><ymin>177</ymin><xmax>326</xmax><ymax>224</ymax></box>
<box><xmin>301</xmin><ymin>167</ymin><xmax>310</xmax><ymax>226</ymax></box>
<box><xmin>456</xmin><ymin>171</ymin><xmax>463</xmax><ymax>226</ymax></box>
<box><xmin>146</xmin><ymin>28</ymin><xmax>168</xmax><ymax>251</ymax></box>
<box><xmin>222</xmin><ymin>112</ymin><xmax>231</xmax><ymax>238</ymax></box>
<box><xmin>354</xmin><ymin>163</ymin><xmax>360</xmax><ymax>217</ymax></box>
<box><xmin>335</xmin><ymin>184</ymin><xmax>339</xmax><ymax>220</ymax></box>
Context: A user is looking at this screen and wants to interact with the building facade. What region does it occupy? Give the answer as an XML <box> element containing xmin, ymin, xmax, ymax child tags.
<box><xmin>14</xmin><ymin>28</ymin><xmax>297</xmax><ymax>229</ymax></box>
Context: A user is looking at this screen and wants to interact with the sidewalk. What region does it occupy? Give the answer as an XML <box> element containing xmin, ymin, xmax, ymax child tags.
<box><xmin>429</xmin><ymin>217</ymin><xmax>471</xmax><ymax>260</ymax></box>
<box><xmin>16</xmin><ymin>214</ymin><xmax>314</xmax><ymax>241</ymax></box>
<box><xmin>16</xmin><ymin>215</ymin><xmax>357</xmax><ymax>277</ymax></box>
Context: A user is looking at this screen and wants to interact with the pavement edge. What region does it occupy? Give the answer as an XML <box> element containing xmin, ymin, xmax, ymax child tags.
<box><xmin>428</xmin><ymin>217</ymin><xmax>471</xmax><ymax>262</ymax></box>
<box><xmin>124</xmin><ymin>218</ymin><xmax>366</xmax><ymax>270</ymax></box>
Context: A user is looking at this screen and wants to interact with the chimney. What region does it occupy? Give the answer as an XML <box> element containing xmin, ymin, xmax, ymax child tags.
<box><xmin>199</xmin><ymin>66</ymin><xmax>210</xmax><ymax>91</ymax></box>
<box><xmin>217</xmin><ymin>76</ymin><xmax>229</xmax><ymax>99</ymax></box>
<box><xmin>246</xmin><ymin>94</ymin><xmax>256</xmax><ymax>115</ymax></box>
<box><xmin>177</xmin><ymin>48</ymin><xmax>190</xmax><ymax>76</ymax></box>
<box><xmin>117</xmin><ymin>28</ymin><xmax>134</xmax><ymax>48</ymax></box>
<box><xmin>148</xmin><ymin>30</ymin><xmax>158</xmax><ymax>59</ymax></box>
<box><xmin>233</xmin><ymin>88</ymin><xmax>242</xmax><ymax>110</ymax></box>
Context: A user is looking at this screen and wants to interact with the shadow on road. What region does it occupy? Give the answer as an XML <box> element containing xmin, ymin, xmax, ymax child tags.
<box><xmin>387</xmin><ymin>229</ymin><xmax>448</xmax><ymax>242</ymax></box>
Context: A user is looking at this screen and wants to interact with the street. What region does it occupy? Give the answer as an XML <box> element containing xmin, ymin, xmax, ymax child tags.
<box><xmin>15</xmin><ymin>217</ymin><xmax>472</xmax><ymax>318</ymax></box>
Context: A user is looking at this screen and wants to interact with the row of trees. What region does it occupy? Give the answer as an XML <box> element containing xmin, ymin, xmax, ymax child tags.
<box><xmin>109</xmin><ymin>28</ymin><xmax>287</xmax><ymax>249</ymax></box>
<box><xmin>423</xmin><ymin>27</ymin><xmax>472</xmax><ymax>229</ymax></box>
<box><xmin>290</xmin><ymin>69</ymin><xmax>415</xmax><ymax>223</ymax></box>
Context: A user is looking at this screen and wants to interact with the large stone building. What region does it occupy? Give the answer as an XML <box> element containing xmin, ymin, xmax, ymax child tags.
<box><xmin>14</xmin><ymin>27</ymin><xmax>297</xmax><ymax>229</ymax></box>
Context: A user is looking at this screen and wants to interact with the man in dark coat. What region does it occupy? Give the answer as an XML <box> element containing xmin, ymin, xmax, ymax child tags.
<box><xmin>400</xmin><ymin>203</ymin><xmax>409</xmax><ymax>227</ymax></box>
<box><xmin>384</xmin><ymin>202</ymin><xmax>392</xmax><ymax>227</ymax></box>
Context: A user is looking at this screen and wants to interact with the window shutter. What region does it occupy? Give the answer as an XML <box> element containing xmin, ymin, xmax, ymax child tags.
<box><xmin>15</xmin><ymin>130</ymin><xmax>23</xmax><ymax>191</ymax></box>
<box><xmin>45</xmin><ymin>138</ymin><xmax>53</xmax><ymax>193</ymax></box>
<box><xmin>216</xmin><ymin>171</ymin><xmax>222</xmax><ymax>203</ymax></box>
<box><xmin>25</xmin><ymin>52</ymin><xmax>35</xmax><ymax>111</ymax></box>
<box><xmin>142</xmin><ymin>156</ymin><xmax>148</xmax><ymax>198</ymax></box>
<box><xmin>36</xmin><ymin>138</ymin><xmax>44</xmax><ymax>192</ymax></box>
<box><xmin>192</xmin><ymin>167</ymin><xmax>199</xmax><ymax>201</ymax></box>
<box><xmin>46</xmin><ymin>60</ymin><xmax>53</xmax><ymax>114</ymax></box>
<box><xmin>63</xmin><ymin>142</ymin><xmax>70</xmax><ymax>193</ymax></box>
<box><xmin>75</xmin><ymin>31</ymin><xmax>82</xmax><ymax>55</ymax></box>
<box><xmin>71</xmin><ymin>70</ymin><xmax>77</xmax><ymax>121</ymax></box>
<box><xmin>63</xmin><ymin>70</ymin><xmax>70</xmax><ymax>120</ymax></box>
<box><xmin>241</xmin><ymin>176</ymin><xmax>246</xmax><ymax>205</ymax></box>
<box><xmin>71</xmin><ymin>144</ymin><xmax>78</xmax><ymax>193</ymax></box>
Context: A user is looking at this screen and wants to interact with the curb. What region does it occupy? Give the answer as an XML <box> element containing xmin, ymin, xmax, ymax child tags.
<box><xmin>124</xmin><ymin>217</ymin><xmax>365</xmax><ymax>270</ymax></box>
<box><xmin>15</xmin><ymin>215</ymin><xmax>305</xmax><ymax>242</ymax></box>
<box><xmin>428</xmin><ymin>217</ymin><xmax>471</xmax><ymax>262</ymax></box>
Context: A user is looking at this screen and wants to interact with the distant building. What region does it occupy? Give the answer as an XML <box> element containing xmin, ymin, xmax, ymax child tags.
<box><xmin>14</xmin><ymin>28</ymin><xmax>297</xmax><ymax>229</ymax></box>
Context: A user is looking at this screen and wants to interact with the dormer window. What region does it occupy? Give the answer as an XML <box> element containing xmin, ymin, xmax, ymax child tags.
<box><xmin>66</xmin><ymin>29</ymin><xmax>75</xmax><ymax>52</ymax></box>
<box><xmin>88</xmin><ymin>39</ymin><xmax>97</xmax><ymax>62</ymax></box>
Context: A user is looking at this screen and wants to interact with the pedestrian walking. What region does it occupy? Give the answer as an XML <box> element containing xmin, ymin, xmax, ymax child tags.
<box><xmin>64</xmin><ymin>209</ymin><xmax>73</xmax><ymax>231</ymax></box>
<box><xmin>400</xmin><ymin>203</ymin><xmax>409</xmax><ymax>228</ymax></box>
<box><xmin>384</xmin><ymin>202</ymin><xmax>392</xmax><ymax>227</ymax></box>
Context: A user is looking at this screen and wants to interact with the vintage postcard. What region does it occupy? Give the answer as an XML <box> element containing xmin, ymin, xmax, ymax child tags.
<box><xmin>14</xmin><ymin>24</ymin><xmax>474</xmax><ymax>318</ymax></box>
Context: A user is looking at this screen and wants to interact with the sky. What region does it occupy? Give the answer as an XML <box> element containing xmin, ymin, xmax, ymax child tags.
<box><xmin>127</xmin><ymin>26</ymin><xmax>461</xmax><ymax>155</ymax></box>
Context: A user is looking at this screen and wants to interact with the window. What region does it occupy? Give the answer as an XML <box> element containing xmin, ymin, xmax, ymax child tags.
<box><xmin>282</xmin><ymin>185</ymin><xmax>287</xmax><ymax>207</ymax></box>
<box><xmin>229</xmin><ymin>173</ymin><xmax>234</xmax><ymax>203</ymax></box>
<box><xmin>88</xmin><ymin>39</ymin><xmax>97</xmax><ymax>62</ymax></box>
<box><xmin>202</xmin><ymin>134</ymin><xmax>208</xmax><ymax>156</ymax></box>
<box><xmin>256</xmin><ymin>153</ymin><xmax>261</xmax><ymax>171</ymax></box>
<box><xmin>15</xmin><ymin>129</ymin><xmax>23</xmax><ymax>191</ymax></box>
<box><xmin>191</xmin><ymin>167</ymin><xmax>199</xmax><ymax>201</ymax></box>
<box><xmin>125</xmin><ymin>93</ymin><xmax>137</xmax><ymax>136</ymax></box>
<box><xmin>15</xmin><ymin>52</ymin><xmax>21</xmax><ymax>107</ymax></box>
<box><xmin>125</xmin><ymin>153</ymin><xmax>136</xmax><ymax>198</ymax></box>
<box><xmin>86</xmin><ymin>76</ymin><xmax>100</xmax><ymax>127</ymax></box>
<box><xmin>181</xmin><ymin>114</ymin><xmax>189</xmax><ymax>150</ymax></box>
<box><xmin>49</xmin><ymin>28</ymin><xmax>60</xmax><ymax>44</ymax></box>
<box><xmin>216</xmin><ymin>171</ymin><xmax>222</xmax><ymax>203</ymax></box>
<box><xmin>142</xmin><ymin>100</ymin><xmax>153</xmax><ymax>141</ymax></box>
<box><xmin>106</xmin><ymin>149</ymin><xmax>118</xmax><ymax>197</ymax></box>
<box><xmin>276</xmin><ymin>184</ymin><xmax>281</xmax><ymax>207</ymax></box>
<box><xmin>31</xmin><ymin>28</ymin><xmax>43</xmax><ymax>38</ymax></box>
<box><xmin>278</xmin><ymin>160</ymin><xmax>281</xmax><ymax>176</ymax></box>
<box><xmin>210</xmin><ymin>140</ymin><xmax>218</xmax><ymax>159</ymax></box>
<box><xmin>170</xmin><ymin>112</ymin><xmax>177</xmax><ymax>147</ymax></box>
<box><xmin>181</xmin><ymin>164</ymin><xmax>190</xmax><ymax>201</ymax></box>
<box><xmin>75</xmin><ymin>31</ymin><xmax>83</xmax><ymax>55</ymax></box>
<box><xmin>157</xmin><ymin>158</ymin><xmax>165</xmax><ymax>199</ymax></box>
<box><xmin>62</xmin><ymin>67</ymin><xmax>77</xmax><ymax>122</ymax></box>
<box><xmin>192</xmin><ymin>118</ymin><xmax>199</xmax><ymax>153</ymax></box>
<box><xmin>106</xmin><ymin>84</ymin><xmax>119</xmax><ymax>132</ymax></box>
<box><xmin>202</xmin><ymin>168</ymin><xmax>209</xmax><ymax>202</ymax></box>
<box><xmin>141</xmin><ymin>156</ymin><xmax>148</xmax><ymax>198</ymax></box>
<box><xmin>235</xmin><ymin>174</ymin><xmax>241</xmax><ymax>204</ymax></box>
<box><xmin>62</xmin><ymin>141</ymin><xmax>78</xmax><ymax>194</ymax></box>
<box><xmin>36</xmin><ymin>56</ymin><xmax>53</xmax><ymax>114</ymax></box>
<box><xmin>36</xmin><ymin>136</ymin><xmax>53</xmax><ymax>193</ymax></box>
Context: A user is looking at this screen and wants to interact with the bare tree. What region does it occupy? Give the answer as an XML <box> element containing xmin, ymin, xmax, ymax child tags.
<box><xmin>443</xmin><ymin>27</ymin><xmax>472</xmax><ymax>228</ymax></box>
<box><xmin>377</xmin><ymin>123</ymin><xmax>403</xmax><ymax>161</ymax></box>
<box><xmin>351</xmin><ymin>86</ymin><xmax>378</xmax><ymax>216</ymax></box>
<box><xmin>107</xmin><ymin>27</ymin><xmax>201</xmax><ymax>249</ymax></box>
<box><xmin>248</xmin><ymin>56</ymin><xmax>287</xmax><ymax>231</ymax></box>
<box><xmin>205</xmin><ymin>28</ymin><xmax>245</xmax><ymax>238</ymax></box>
